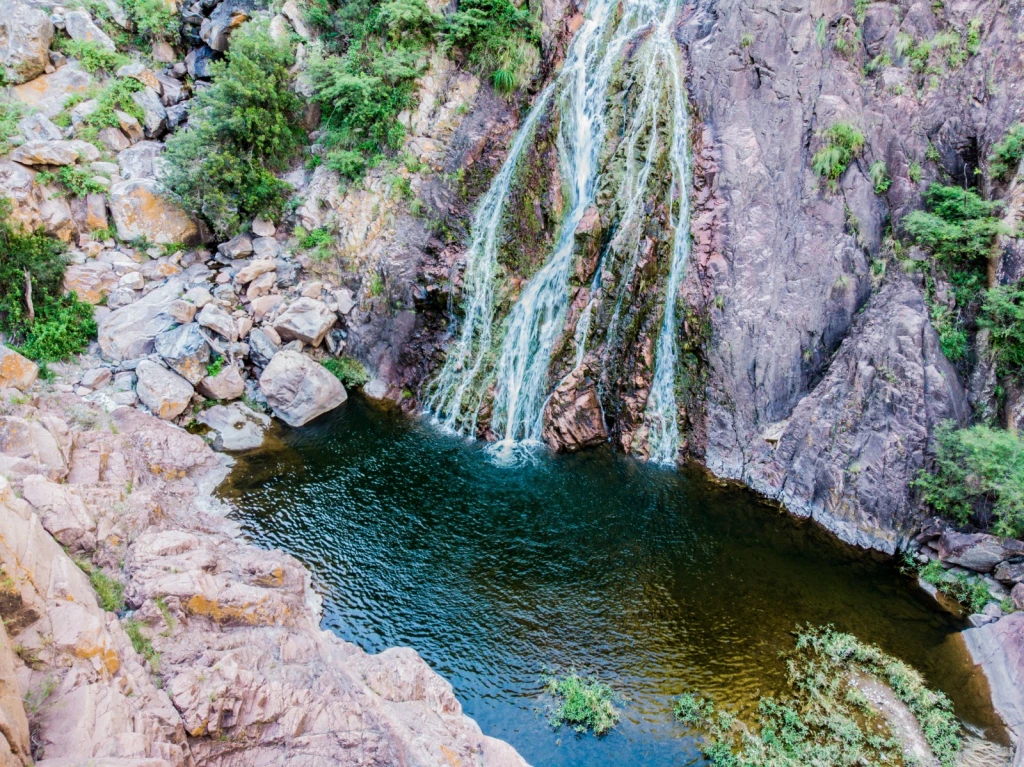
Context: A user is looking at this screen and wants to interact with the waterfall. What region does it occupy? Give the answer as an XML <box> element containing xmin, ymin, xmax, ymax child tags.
<box><xmin>426</xmin><ymin>0</ymin><xmax>693</xmax><ymax>464</ymax></box>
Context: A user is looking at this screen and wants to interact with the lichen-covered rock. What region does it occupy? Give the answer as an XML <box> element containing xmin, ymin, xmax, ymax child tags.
<box><xmin>0</xmin><ymin>415</ymin><xmax>69</xmax><ymax>481</ymax></box>
<box><xmin>97</xmin><ymin>278</ymin><xmax>184</xmax><ymax>362</ymax></box>
<box><xmin>273</xmin><ymin>298</ymin><xmax>336</xmax><ymax>347</ymax></box>
<box><xmin>0</xmin><ymin>0</ymin><xmax>53</xmax><ymax>85</ymax></box>
<box><xmin>8</xmin><ymin>139</ymin><xmax>84</xmax><ymax>166</ymax></box>
<box><xmin>11</xmin><ymin>63</ymin><xmax>92</xmax><ymax>117</ymax></box>
<box><xmin>135</xmin><ymin>360</ymin><xmax>194</xmax><ymax>420</ymax></box>
<box><xmin>63</xmin><ymin>261</ymin><xmax>118</xmax><ymax>305</ymax></box>
<box><xmin>0</xmin><ymin>346</ymin><xmax>38</xmax><ymax>392</ymax></box>
<box><xmin>154</xmin><ymin>322</ymin><xmax>211</xmax><ymax>384</ymax></box>
<box><xmin>108</xmin><ymin>178</ymin><xmax>201</xmax><ymax>245</ymax></box>
<box><xmin>259</xmin><ymin>350</ymin><xmax>346</xmax><ymax>426</ymax></box>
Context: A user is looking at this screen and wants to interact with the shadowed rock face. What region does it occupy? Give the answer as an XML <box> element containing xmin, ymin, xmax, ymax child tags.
<box><xmin>678</xmin><ymin>0</ymin><xmax>1024</xmax><ymax>548</ymax></box>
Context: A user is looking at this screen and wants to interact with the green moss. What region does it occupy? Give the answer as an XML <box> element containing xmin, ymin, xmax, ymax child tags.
<box><xmin>323</xmin><ymin>356</ymin><xmax>369</xmax><ymax>388</ymax></box>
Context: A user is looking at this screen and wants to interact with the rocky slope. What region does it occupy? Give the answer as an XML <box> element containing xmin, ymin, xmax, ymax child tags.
<box><xmin>0</xmin><ymin>380</ymin><xmax>527</xmax><ymax>766</ymax></box>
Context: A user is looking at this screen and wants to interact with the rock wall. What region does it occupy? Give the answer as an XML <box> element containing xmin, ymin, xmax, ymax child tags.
<box><xmin>0</xmin><ymin>387</ymin><xmax>527</xmax><ymax>767</ymax></box>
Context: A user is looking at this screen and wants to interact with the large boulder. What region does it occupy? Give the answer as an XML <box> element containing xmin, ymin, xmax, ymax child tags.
<box><xmin>135</xmin><ymin>360</ymin><xmax>194</xmax><ymax>420</ymax></box>
<box><xmin>963</xmin><ymin>613</ymin><xmax>1024</xmax><ymax>762</ymax></box>
<box><xmin>63</xmin><ymin>261</ymin><xmax>118</xmax><ymax>305</ymax></box>
<box><xmin>259</xmin><ymin>351</ymin><xmax>346</xmax><ymax>427</ymax></box>
<box><xmin>0</xmin><ymin>0</ymin><xmax>53</xmax><ymax>85</ymax></box>
<box><xmin>197</xmin><ymin>402</ymin><xmax>268</xmax><ymax>450</ymax></box>
<box><xmin>273</xmin><ymin>298</ymin><xmax>336</xmax><ymax>347</ymax></box>
<box><xmin>0</xmin><ymin>345</ymin><xmax>38</xmax><ymax>391</ymax></box>
<box><xmin>937</xmin><ymin>532</ymin><xmax>1024</xmax><ymax>574</ymax></box>
<box><xmin>8</xmin><ymin>140</ymin><xmax>84</xmax><ymax>166</ymax></box>
<box><xmin>108</xmin><ymin>179</ymin><xmax>201</xmax><ymax>245</ymax></box>
<box><xmin>117</xmin><ymin>140</ymin><xmax>164</xmax><ymax>180</ymax></box>
<box><xmin>64</xmin><ymin>10</ymin><xmax>116</xmax><ymax>50</ymax></box>
<box><xmin>11</xmin><ymin>63</ymin><xmax>92</xmax><ymax>117</ymax></box>
<box><xmin>97</xmin><ymin>278</ymin><xmax>184</xmax><ymax>362</ymax></box>
<box><xmin>153</xmin><ymin>323</ymin><xmax>211</xmax><ymax>384</ymax></box>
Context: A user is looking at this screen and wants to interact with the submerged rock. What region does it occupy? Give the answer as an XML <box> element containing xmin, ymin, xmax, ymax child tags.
<box><xmin>197</xmin><ymin>402</ymin><xmax>269</xmax><ymax>450</ymax></box>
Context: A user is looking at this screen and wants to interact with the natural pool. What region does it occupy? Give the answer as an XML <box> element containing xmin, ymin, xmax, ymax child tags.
<box><xmin>221</xmin><ymin>396</ymin><xmax>1002</xmax><ymax>766</ymax></box>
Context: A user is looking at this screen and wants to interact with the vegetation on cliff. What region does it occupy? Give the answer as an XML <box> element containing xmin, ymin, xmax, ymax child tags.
<box><xmin>0</xmin><ymin>200</ymin><xmax>96</xmax><ymax>363</ymax></box>
<box><xmin>676</xmin><ymin>626</ymin><xmax>961</xmax><ymax>767</ymax></box>
<box><xmin>163</xmin><ymin>22</ymin><xmax>304</xmax><ymax>237</ymax></box>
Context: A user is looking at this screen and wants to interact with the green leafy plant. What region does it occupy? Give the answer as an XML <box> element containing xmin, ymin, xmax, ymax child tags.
<box><xmin>124</xmin><ymin>618</ymin><xmax>160</xmax><ymax>669</ymax></box>
<box><xmin>989</xmin><ymin>123</ymin><xmax>1024</xmax><ymax>181</ymax></box>
<box><xmin>543</xmin><ymin>672</ymin><xmax>619</xmax><ymax>736</ymax></box>
<box><xmin>54</xmin><ymin>38</ymin><xmax>128</xmax><ymax>73</ymax></box>
<box><xmin>442</xmin><ymin>0</ymin><xmax>540</xmax><ymax>95</ymax></box>
<box><xmin>300</xmin><ymin>227</ymin><xmax>334</xmax><ymax>249</ymax></box>
<box><xmin>739</xmin><ymin>32</ymin><xmax>754</xmax><ymax>48</ymax></box>
<box><xmin>36</xmin><ymin>166</ymin><xmax>107</xmax><ymax>197</ymax></box>
<box><xmin>123</xmin><ymin>0</ymin><xmax>180</xmax><ymax>42</ymax></box>
<box><xmin>979</xmin><ymin>281</ymin><xmax>1024</xmax><ymax>379</ymax></box>
<box><xmin>323</xmin><ymin>356</ymin><xmax>369</xmax><ymax>388</ymax></box>
<box><xmin>903</xmin><ymin>184</ymin><xmax>1007</xmax><ymax>268</ymax></box>
<box><xmin>917</xmin><ymin>559</ymin><xmax>993</xmax><ymax>613</ymax></box>
<box><xmin>0</xmin><ymin>199</ymin><xmax>97</xmax><ymax>362</ymax></box>
<box><xmin>0</xmin><ymin>100</ymin><xmax>25</xmax><ymax>155</ymax></box>
<box><xmin>812</xmin><ymin>122</ymin><xmax>865</xmax><ymax>190</ymax></box>
<box><xmin>75</xmin><ymin>558</ymin><xmax>125</xmax><ymax>612</ymax></box>
<box><xmin>677</xmin><ymin>626</ymin><xmax>961</xmax><ymax>767</ymax></box>
<box><xmin>869</xmin><ymin>160</ymin><xmax>890</xmax><ymax>194</ymax></box>
<box><xmin>913</xmin><ymin>422</ymin><xmax>1024</xmax><ymax>538</ymax></box>
<box><xmin>909</xmin><ymin>160</ymin><xmax>923</xmax><ymax>183</ymax></box>
<box><xmin>163</xmin><ymin>21</ymin><xmax>304</xmax><ymax>237</ymax></box>
<box><xmin>206</xmin><ymin>355</ymin><xmax>224</xmax><ymax>378</ymax></box>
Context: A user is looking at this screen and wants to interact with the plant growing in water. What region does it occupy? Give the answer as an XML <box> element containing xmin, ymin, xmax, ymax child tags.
<box><xmin>543</xmin><ymin>671</ymin><xmax>619</xmax><ymax>736</ymax></box>
<box><xmin>676</xmin><ymin>625</ymin><xmax>961</xmax><ymax>767</ymax></box>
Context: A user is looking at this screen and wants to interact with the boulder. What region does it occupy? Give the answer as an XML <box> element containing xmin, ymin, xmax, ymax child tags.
<box><xmin>363</xmin><ymin>378</ymin><xmax>388</xmax><ymax>400</ymax></box>
<box><xmin>168</xmin><ymin>299</ymin><xmax>197</xmax><ymax>324</ymax></box>
<box><xmin>196</xmin><ymin>363</ymin><xmax>244</xmax><ymax>401</ymax></box>
<box><xmin>0</xmin><ymin>346</ymin><xmax>38</xmax><ymax>391</ymax></box>
<box><xmin>197</xmin><ymin>402</ymin><xmax>269</xmax><ymax>450</ymax></box>
<box><xmin>118</xmin><ymin>270</ymin><xmax>145</xmax><ymax>291</ymax></box>
<box><xmin>108</xmin><ymin>179</ymin><xmax>201</xmax><ymax>245</ymax></box>
<box><xmin>217</xmin><ymin>232</ymin><xmax>253</xmax><ymax>259</ymax></box>
<box><xmin>184</xmin><ymin>45</ymin><xmax>215</xmax><ymax>79</ymax></box>
<box><xmin>252</xmin><ymin>218</ymin><xmax>275</xmax><ymax>237</ymax></box>
<box><xmin>135</xmin><ymin>359</ymin><xmax>194</xmax><ymax>420</ymax></box>
<box><xmin>252</xmin><ymin>236</ymin><xmax>280</xmax><ymax>259</ymax></box>
<box><xmin>937</xmin><ymin>532</ymin><xmax>1024</xmax><ymax>574</ymax></box>
<box><xmin>130</xmin><ymin>86</ymin><xmax>167</xmax><ymax>138</ymax></box>
<box><xmin>335</xmin><ymin>288</ymin><xmax>355</xmax><ymax>315</ymax></box>
<box><xmin>259</xmin><ymin>350</ymin><xmax>346</xmax><ymax>427</ymax></box>
<box><xmin>963</xmin><ymin>613</ymin><xmax>1024</xmax><ymax>760</ymax></box>
<box><xmin>197</xmin><ymin>303</ymin><xmax>237</xmax><ymax>341</ymax></box>
<box><xmin>8</xmin><ymin>139</ymin><xmax>83</xmax><ymax>165</ymax></box>
<box><xmin>994</xmin><ymin>561</ymin><xmax>1024</xmax><ymax>586</ymax></box>
<box><xmin>117</xmin><ymin>140</ymin><xmax>164</xmax><ymax>180</ymax></box>
<box><xmin>273</xmin><ymin>298</ymin><xmax>336</xmax><ymax>346</ymax></box>
<box><xmin>250</xmin><ymin>294</ymin><xmax>283</xmax><ymax>322</ymax></box>
<box><xmin>234</xmin><ymin>258</ymin><xmax>275</xmax><ymax>285</ymax></box>
<box><xmin>63</xmin><ymin>261</ymin><xmax>118</xmax><ymax>304</ymax></box>
<box><xmin>245</xmin><ymin>271</ymin><xmax>276</xmax><ymax>301</ymax></box>
<box><xmin>16</xmin><ymin>112</ymin><xmax>62</xmax><ymax>141</ymax></box>
<box><xmin>248</xmin><ymin>327</ymin><xmax>278</xmax><ymax>367</ymax></box>
<box><xmin>11</xmin><ymin>63</ymin><xmax>92</xmax><ymax>117</ymax></box>
<box><xmin>116</xmin><ymin>62</ymin><xmax>161</xmax><ymax>92</ymax></box>
<box><xmin>542</xmin><ymin>369</ymin><xmax>607</xmax><ymax>452</ymax></box>
<box><xmin>281</xmin><ymin>0</ymin><xmax>310</xmax><ymax>39</ymax></box>
<box><xmin>22</xmin><ymin>473</ymin><xmax>97</xmax><ymax>551</ymax></box>
<box><xmin>0</xmin><ymin>0</ymin><xmax>53</xmax><ymax>85</ymax></box>
<box><xmin>154</xmin><ymin>323</ymin><xmax>211</xmax><ymax>384</ymax></box>
<box><xmin>64</xmin><ymin>10</ymin><xmax>116</xmax><ymax>51</ymax></box>
<box><xmin>80</xmin><ymin>366</ymin><xmax>112</xmax><ymax>390</ymax></box>
<box><xmin>97</xmin><ymin>278</ymin><xmax>184</xmax><ymax>362</ymax></box>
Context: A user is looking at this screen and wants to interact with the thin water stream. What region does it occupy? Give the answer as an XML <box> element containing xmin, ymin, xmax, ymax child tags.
<box><xmin>222</xmin><ymin>397</ymin><xmax>1004</xmax><ymax>767</ymax></box>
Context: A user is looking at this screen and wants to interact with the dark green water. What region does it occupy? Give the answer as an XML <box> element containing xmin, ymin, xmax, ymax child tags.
<box><xmin>222</xmin><ymin>396</ymin><xmax>1000</xmax><ymax>766</ymax></box>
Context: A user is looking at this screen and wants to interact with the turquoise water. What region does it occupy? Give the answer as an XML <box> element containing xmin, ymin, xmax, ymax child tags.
<box><xmin>222</xmin><ymin>396</ymin><xmax>999</xmax><ymax>766</ymax></box>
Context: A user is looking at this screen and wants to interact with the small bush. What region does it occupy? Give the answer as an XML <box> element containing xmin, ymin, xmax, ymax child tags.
<box><xmin>75</xmin><ymin>559</ymin><xmax>125</xmax><ymax>612</ymax></box>
<box><xmin>903</xmin><ymin>184</ymin><xmax>1007</xmax><ymax>268</ymax></box>
<box><xmin>812</xmin><ymin>122</ymin><xmax>865</xmax><ymax>189</ymax></box>
<box><xmin>869</xmin><ymin>160</ymin><xmax>890</xmax><ymax>194</ymax></box>
<box><xmin>124</xmin><ymin>618</ymin><xmax>160</xmax><ymax>669</ymax></box>
<box><xmin>979</xmin><ymin>281</ymin><xmax>1024</xmax><ymax>379</ymax></box>
<box><xmin>918</xmin><ymin>560</ymin><xmax>993</xmax><ymax>613</ymax></box>
<box><xmin>54</xmin><ymin>38</ymin><xmax>128</xmax><ymax>73</ymax></box>
<box><xmin>0</xmin><ymin>100</ymin><xmax>25</xmax><ymax>155</ymax></box>
<box><xmin>36</xmin><ymin>166</ymin><xmax>107</xmax><ymax>197</ymax></box>
<box><xmin>123</xmin><ymin>0</ymin><xmax>180</xmax><ymax>42</ymax></box>
<box><xmin>909</xmin><ymin>160</ymin><xmax>923</xmax><ymax>183</ymax></box>
<box><xmin>442</xmin><ymin>0</ymin><xmax>540</xmax><ymax>94</ymax></box>
<box><xmin>543</xmin><ymin>672</ymin><xmax>619</xmax><ymax>736</ymax></box>
<box><xmin>740</xmin><ymin>32</ymin><xmax>754</xmax><ymax>48</ymax></box>
<box><xmin>989</xmin><ymin>123</ymin><xmax>1024</xmax><ymax>181</ymax></box>
<box><xmin>0</xmin><ymin>199</ymin><xmax>97</xmax><ymax>362</ymax></box>
<box><xmin>300</xmin><ymin>227</ymin><xmax>333</xmax><ymax>249</ymax></box>
<box><xmin>323</xmin><ymin>356</ymin><xmax>369</xmax><ymax>388</ymax></box>
<box><xmin>163</xmin><ymin>21</ymin><xmax>304</xmax><ymax>237</ymax></box>
<box><xmin>913</xmin><ymin>422</ymin><xmax>1024</xmax><ymax>538</ymax></box>
<box><xmin>206</xmin><ymin>355</ymin><xmax>224</xmax><ymax>378</ymax></box>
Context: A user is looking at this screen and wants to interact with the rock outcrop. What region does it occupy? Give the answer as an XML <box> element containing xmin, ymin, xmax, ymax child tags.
<box><xmin>0</xmin><ymin>388</ymin><xmax>529</xmax><ymax>767</ymax></box>
<box><xmin>259</xmin><ymin>350</ymin><xmax>347</xmax><ymax>427</ymax></box>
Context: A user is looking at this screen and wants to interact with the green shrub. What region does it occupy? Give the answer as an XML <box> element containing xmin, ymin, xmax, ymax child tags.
<box><xmin>913</xmin><ymin>422</ymin><xmax>1024</xmax><ymax>538</ymax></box>
<box><xmin>206</xmin><ymin>354</ymin><xmax>224</xmax><ymax>378</ymax></box>
<box><xmin>123</xmin><ymin>0</ymin><xmax>180</xmax><ymax>41</ymax></box>
<box><xmin>124</xmin><ymin>618</ymin><xmax>160</xmax><ymax>669</ymax></box>
<box><xmin>323</xmin><ymin>356</ymin><xmax>369</xmax><ymax>388</ymax></box>
<box><xmin>36</xmin><ymin>166</ymin><xmax>107</xmax><ymax>197</ymax></box>
<box><xmin>163</xmin><ymin>21</ymin><xmax>304</xmax><ymax>237</ymax></box>
<box><xmin>989</xmin><ymin>123</ymin><xmax>1024</xmax><ymax>181</ymax></box>
<box><xmin>299</xmin><ymin>227</ymin><xmax>333</xmax><ymax>248</ymax></box>
<box><xmin>54</xmin><ymin>38</ymin><xmax>128</xmax><ymax>73</ymax></box>
<box><xmin>979</xmin><ymin>281</ymin><xmax>1024</xmax><ymax>378</ymax></box>
<box><xmin>543</xmin><ymin>672</ymin><xmax>619</xmax><ymax>736</ymax></box>
<box><xmin>442</xmin><ymin>0</ymin><xmax>539</xmax><ymax>94</ymax></box>
<box><xmin>918</xmin><ymin>560</ymin><xmax>993</xmax><ymax>613</ymax></box>
<box><xmin>677</xmin><ymin>626</ymin><xmax>961</xmax><ymax>767</ymax></box>
<box><xmin>0</xmin><ymin>100</ymin><xmax>25</xmax><ymax>155</ymax></box>
<box><xmin>869</xmin><ymin>160</ymin><xmax>890</xmax><ymax>194</ymax></box>
<box><xmin>909</xmin><ymin>160</ymin><xmax>923</xmax><ymax>183</ymax></box>
<box><xmin>0</xmin><ymin>200</ymin><xmax>97</xmax><ymax>362</ymax></box>
<box><xmin>812</xmin><ymin>122</ymin><xmax>865</xmax><ymax>189</ymax></box>
<box><xmin>903</xmin><ymin>184</ymin><xmax>1007</xmax><ymax>268</ymax></box>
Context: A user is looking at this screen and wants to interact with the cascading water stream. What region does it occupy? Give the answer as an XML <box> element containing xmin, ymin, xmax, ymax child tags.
<box><xmin>426</xmin><ymin>0</ymin><xmax>693</xmax><ymax>464</ymax></box>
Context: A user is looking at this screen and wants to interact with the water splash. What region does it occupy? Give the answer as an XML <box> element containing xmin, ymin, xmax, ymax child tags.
<box><xmin>426</xmin><ymin>0</ymin><xmax>692</xmax><ymax>464</ymax></box>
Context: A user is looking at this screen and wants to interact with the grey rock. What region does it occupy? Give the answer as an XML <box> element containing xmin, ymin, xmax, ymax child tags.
<box><xmin>17</xmin><ymin>113</ymin><xmax>63</xmax><ymax>141</ymax></box>
<box><xmin>168</xmin><ymin>299</ymin><xmax>197</xmax><ymax>324</ymax></box>
<box><xmin>184</xmin><ymin>45</ymin><xmax>216</xmax><ymax>79</ymax></box>
<box><xmin>248</xmin><ymin>328</ymin><xmax>278</xmax><ymax>368</ymax></box>
<box><xmin>252</xmin><ymin>236</ymin><xmax>281</xmax><ymax>259</ymax></box>
<box><xmin>197</xmin><ymin>303</ymin><xmax>237</xmax><ymax>341</ymax></box>
<box><xmin>97</xmin><ymin>278</ymin><xmax>184</xmax><ymax>362</ymax></box>
<box><xmin>218</xmin><ymin>232</ymin><xmax>253</xmax><ymax>259</ymax></box>
<box><xmin>0</xmin><ymin>0</ymin><xmax>54</xmax><ymax>84</ymax></box>
<box><xmin>117</xmin><ymin>140</ymin><xmax>164</xmax><ymax>180</ymax></box>
<box><xmin>937</xmin><ymin>532</ymin><xmax>1024</xmax><ymax>574</ymax></box>
<box><xmin>273</xmin><ymin>298</ymin><xmax>336</xmax><ymax>347</ymax></box>
<box><xmin>334</xmin><ymin>288</ymin><xmax>355</xmax><ymax>316</ymax></box>
<box><xmin>196</xmin><ymin>363</ymin><xmax>244</xmax><ymax>401</ymax></box>
<box><xmin>64</xmin><ymin>10</ymin><xmax>115</xmax><ymax>51</ymax></box>
<box><xmin>259</xmin><ymin>350</ymin><xmax>346</xmax><ymax>427</ymax></box>
<box><xmin>79</xmin><ymin>367</ymin><xmax>111</xmax><ymax>391</ymax></box>
<box><xmin>963</xmin><ymin>613</ymin><xmax>1024</xmax><ymax>758</ymax></box>
<box><xmin>994</xmin><ymin>561</ymin><xmax>1024</xmax><ymax>586</ymax></box>
<box><xmin>197</xmin><ymin>402</ymin><xmax>269</xmax><ymax>450</ymax></box>
<box><xmin>155</xmin><ymin>72</ymin><xmax>185</xmax><ymax>106</ymax></box>
<box><xmin>363</xmin><ymin>378</ymin><xmax>388</xmax><ymax>400</ymax></box>
<box><xmin>10</xmin><ymin>63</ymin><xmax>92</xmax><ymax>117</ymax></box>
<box><xmin>154</xmin><ymin>323</ymin><xmax>211</xmax><ymax>385</ymax></box>
<box><xmin>135</xmin><ymin>359</ymin><xmax>194</xmax><ymax>420</ymax></box>
<box><xmin>130</xmin><ymin>87</ymin><xmax>167</xmax><ymax>138</ymax></box>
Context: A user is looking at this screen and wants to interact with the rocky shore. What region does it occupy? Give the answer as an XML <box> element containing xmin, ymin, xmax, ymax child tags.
<box><xmin>0</xmin><ymin>373</ymin><xmax>527</xmax><ymax>766</ymax></box>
